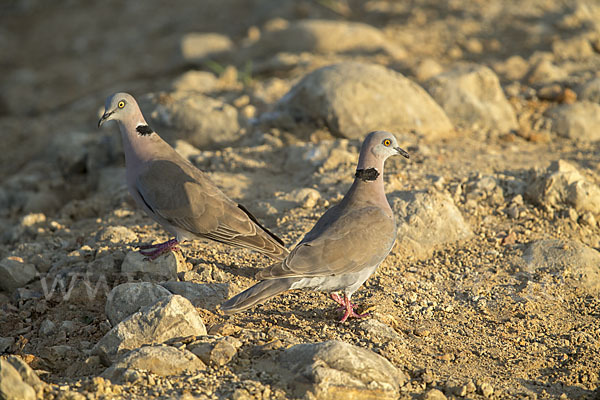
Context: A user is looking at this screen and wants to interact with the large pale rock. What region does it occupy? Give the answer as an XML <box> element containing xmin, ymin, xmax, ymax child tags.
<box><xmin>105</xmin><ymin>282</ymin><xmax>172</xmax><ymax>326</ymax></box>
<box><xmin>139</xmin><ymin>92</ymin><xmax>242</xmax><ymax>149</ymax></box>
<box><xmin>526</xmin><ymin>160</ymin><xmax>600</xmax><ymax>215</ymax></box>
<box><xmin>425</xmin><ymin>64</ymin><xmax>517</xmax><ymax>133</ymax></box>
<box><xmin>545</xmin><ymin>102</ymin><xmax>600</xmax><ymax>141</ymax></box>
<box><xmin>4</xmin><ymin>356</ymin><xmax>45</xmax><ymax>393</ymax></box>
<box><xmin>522</xmin><ymin>239</ymin><xmax>600</xmax><ymax>295</ymax></box>
<box><xmin>0</xmin><ymin>359</ymin><xmax>36</xmax><ymax>400</ymax></box>
<box><xmin>279</xmin><ymin>340</ymin><xmax>405</xmax><ymax>400</ymax></box>
<box><xmin>250</xmin><ymin>20</ymin><xmax>404</xmax><ymax>58</ymax></box>
<box><xmin>102</xmin><ymin>345</ymin><xmax>205</xmax><ymax>382</ymax></box>
<box><xmin>391</xmin><ymin>190</ymin><xmax>473</xmax><ymax>259</ymax></box>
<box><xmin>0</xmin><ymin>256</ymin><xmax>37</xmax><ymax>291</ymax></box>
<box><xmin>272</xmin><ymin>62</ymin><xmax>453</xmax><ymax>140</ymax></box>
<box><xmin>93</xmin><ymin>295</ymin><xmax>206</xmax><ymax>364</ymax></box>
<box><xmin>121</xmin><ymin>250</ymin><xmax>187</xmax><ymax>281</ymax></box>
<box><xmin>160</xmin><ymin>281</ymin><xmax>230</xmax><ymax>311</ymax></box>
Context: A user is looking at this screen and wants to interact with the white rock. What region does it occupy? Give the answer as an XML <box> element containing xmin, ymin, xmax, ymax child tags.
<box><xmin>272</xmin><ymin>62</ymin><xmax>454</xmax><ymax>140</ymax></box>
<box><xmin>391</xmin><ymin>190</ymin><xmax>473</xmax><ymax>259</ymax></box>
<box><xmin>526</xmin><ymin>160</ymin><xmax>600</xmax><ymax>215</ymax></box>
<box><xmin>92</xmin><ymin>295</ymin><xmax>207</xmax><ymax>364</ymax></box>
<box><xmin>0</xmin><ymin>359</ymin><xmax>35</xmax><ymax>400</ymax></box>
<box><xmin>523</xmin><ymin>239</ymin><xmax>600</xmax><ymax>295</ymax></box>
<box><xmin>102</xmin><ymin>345</ymin><xmax>205</xmax><ymax>383</ymax></box>
<box><xmin>425</xmin><ymin>64</ymin><xmax>517</xmax><ymax>133</ymax></box>
<box><xmin>0</xmin><ymin>257</ymin><xmax>37</xmax><ymax>291</ymax></box>
<box><xmin>545</xmin><ymin>102</ymin><xmax>600</xmax><ymax>142</ymax></box>
<box><xmin>105</xmin><ymin>282</ymin><xmax>172</xmax><ymax>326</ymax></box>
<box><xmin>140</xmin><ymin>91</ymin><xmax>242</xmax><ymax>149</ymax></box>
<box><xmin>279</xmin><ymin>340</ymin><xmax>406</xmax><ymax>400</ymax></box>
<box><xmin>121</xmin><ymin>250</ymin><xmax>187</xmax><ymax>281</ymax></box>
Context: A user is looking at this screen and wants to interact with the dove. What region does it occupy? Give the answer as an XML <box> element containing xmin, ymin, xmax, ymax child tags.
<box><xmin>98</xmin><ymin>92</ymin><xmax>289</xmax><ymax>261</ymax></box>
<box><xmin>221</xmin><ymin>131</ymin><xmax>409</xmax><ymax>322</ymax></box>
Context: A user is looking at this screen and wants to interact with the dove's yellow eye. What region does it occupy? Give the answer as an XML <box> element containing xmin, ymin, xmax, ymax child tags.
<box><xmin>383</xmin><ymin>139</ymin><xmax>391</xmax><ymax>147</ymax></box>
<box><xmin>118</xmin><ymin>101</ymin><xmax>125</xmax><ymax>109</ymax></box>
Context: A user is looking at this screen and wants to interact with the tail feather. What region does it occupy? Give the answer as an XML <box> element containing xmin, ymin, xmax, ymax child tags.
<box><xmin>221</xmin><ymin>278</ymin><xmax>294</xmax><ymax>314</ymax></box>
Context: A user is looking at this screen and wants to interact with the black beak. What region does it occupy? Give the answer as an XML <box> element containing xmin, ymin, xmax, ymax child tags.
<box><xmin>395</xmin><ymin>146</ymin><xmax>410</xmax><ymax>159</ymax></box>
<box><xmin>98</xmin><ymin>111</ymin><xmax>113</xmax><ymax>128</ymax></box>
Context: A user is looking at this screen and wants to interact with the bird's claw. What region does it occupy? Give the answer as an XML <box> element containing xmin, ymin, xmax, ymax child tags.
<box><xmin>331</xmin><ymin>293</ymin><xmax>369</xmax><ymax>323</ymax></box>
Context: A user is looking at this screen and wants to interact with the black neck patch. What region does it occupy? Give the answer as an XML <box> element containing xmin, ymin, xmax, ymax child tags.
<box><xmin>136</xmin><ymin>125</ymin><xmax>154</xmax><ymax>136</ymax></box>
<box><xmin>355</xmin><ymin>168</ymin><xmax>380</xmax><ymax>182</ymax></box>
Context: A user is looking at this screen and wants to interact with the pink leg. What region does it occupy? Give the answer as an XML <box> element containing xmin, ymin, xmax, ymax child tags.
<box><xmin>339</xmin><ymin>294</ymin><xmax>370</xmax><ymax>323</ymax></box>
<box><xmin>139</xmin><ymin>239</ymin><xmax>179</xmax><ymax>260</ymax></box>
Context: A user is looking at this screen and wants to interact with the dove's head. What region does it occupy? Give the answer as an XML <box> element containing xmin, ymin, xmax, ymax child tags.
<box><xmin>355</xmin><ymin>131</ymin><xmax>409</xmax><ymax>182</ymax></box>
<box><xmin>98</xmin><ymin>92</ymin><xmax>144</xmax><ymax>128</ymax></box>
<box><xmin>359</xmin><ymin>130</ymin><xmax>409</xmax><ymax>163</ymax></box>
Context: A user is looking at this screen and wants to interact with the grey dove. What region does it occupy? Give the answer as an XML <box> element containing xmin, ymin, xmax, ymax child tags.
<box><xmin>98</xmin><ymin>92</ymin><xmax>288</xmax><ymax>260</ymax></box>
<box><xmin>221</xmin><ymin>131</ymin><xmax>409</xmax><ymax>322</ymax></box>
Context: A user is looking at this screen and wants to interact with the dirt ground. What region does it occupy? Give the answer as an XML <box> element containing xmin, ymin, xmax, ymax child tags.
<box><xmin>1</xmin><ymin>0</ymin><xmax>600</xmax><ymax>399</ymax></box>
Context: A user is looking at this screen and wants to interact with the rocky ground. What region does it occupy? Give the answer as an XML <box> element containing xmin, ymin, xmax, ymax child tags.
<box><xmin>1</xmin><ymin>0</ymin><xmax>600</xmax><ymax>399</ymax></box>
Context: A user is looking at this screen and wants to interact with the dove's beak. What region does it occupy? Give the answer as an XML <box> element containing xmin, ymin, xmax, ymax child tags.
<box><xmin>395</xmin><ymin>146</ymin><xmax>410</xmax><ymax>159</ymax></box>
<box><xmin>98</xmin><ymin>110</ymin><xmax>114</xmax><ymax>128</ymax></box>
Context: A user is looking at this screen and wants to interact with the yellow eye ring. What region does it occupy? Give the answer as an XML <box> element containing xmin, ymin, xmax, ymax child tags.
<box><xmin>118</xmin><ymin>101</ymin><xmax>125</xmax><ymax>109</ymax></box>
<box><xmin>383</xmin><ymin>139</ymin><xmax>391</xmax><ymax>147</ymax></box>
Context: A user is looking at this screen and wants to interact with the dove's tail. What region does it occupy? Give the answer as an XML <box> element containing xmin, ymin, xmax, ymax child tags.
<box><xmin>220</xmin><ymin>278</ymin><xmax>295</xmax><ymax>314</ymax></box>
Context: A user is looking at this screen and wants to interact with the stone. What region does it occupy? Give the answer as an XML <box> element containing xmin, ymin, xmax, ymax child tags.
<box><xmin>159</xmin><ymin>281</ymin><xmax>229</xmax><ymax>311</ymax></box>
<box><xmin>4</xmin><ymin>355</ymin><xmax>45</xmax><ymax>392</ymax></box>
<box><xmin>492</xmin><ymin>55</ymin><xmax>529</xmax><ymax>81</ymax></box>
<box><xmin>545</xmin><ymin>102</ymin><xmax>600</xmax><ymax>141</ymax></box>
<box><xmin>139</xmin><ymin>91</ymin><xmax>242</xmax><ymax>149</ymax></box>
<box><xmin>93</xmin><ymin>295</ymin><xmax>207</xmax><ymax>364</ymax></box>
<box><xmin>180</xmin><ymin>33</ymin><xmax>234</xmax><ymax>63</ymax></box>
<box><xmin>526</xmin><ymin>59</ymin><xmax>567</xmax><ymax>85</ymax></box>
<box><xmin>552</xmin><ymin>36</ymin><xmax>594</xmax><ymax>60</ymax></box>
<box><xmin>248</xmin><ymin>19</ymin><xmax>404</xmax><ymax>59</ymax></box>
<box><xmin>423</xmin><ymin>388</ymin><xmax>448</xmax><ymax>400</ymax></box>
<box><xmin>358</xmin><ymin>319</ymin><xmax>402</xmax><ymax>342</ymax></box>
<box><xmin>95</xmin><ymin>226</ymin><xmax>138</xmax><ymax>244</ymax></box>
<box><xmin>391</xmin><ymin>190</ymin><xmax>473</xmax><ymax>259</ymax></box>
<box><xmin>425</xmin><ymin>64</ymin><xmax>517</xmax><ymax>133</ymax></box>
<box><xmin>577</xmin><ymin>77</ymin><xmax>600</xmax><ymax>103</ymax></box>
<box><xmin>188</xmin><ymin>336</ymin><xmax>242</xmax><ymax>366</ymax></box>
<box><xmin>0</xmin><ymin>256</ymin><xmax>37</xmax><ymax>291</ymax></box>
<box><xmin>526</xmin><ymin>160</ymin><xmax>600</xmax><ymax>215</ymax></box>
<box><xmin>290</xmin><ymin>188</ymin><xmax>321</xmax><ymax>209</ymax></box>
<box><xmin>105</xmin><ymin>282</ymin><xmax>173</xmax><ymax>326</ymax></box>
<box><xmin>121</xmin><ymin>250</ymin><xmax>187</xmax><ymax>281</ymax></box>
<box><xmin>414</xmin><ymin>58</ymin><xmax>444</xmax><ymax>82</ymax></box>
<box><xmin>172</xmin><ymin>70</ymin><xmax>219</xmax><ymax>93</ymax></box>
<box><xmin>0</xmin><ymin>337</ymin><xmax>14</xmax><ymax>353</ymax></box>
<box><xmin>0</xmin><ymin>359</ymin><xmax>35</xmax><ymax>400</ymax></box>
<box><xmin>102</xmin><ymin>345</ymin><xmax>205</xmax><ymax>382</ymax></box>
<box><xmin>39</xmin><ymin>319</ymin><xmax>56</xmax><ymax>336</ymax></box>
<box><xmin>522</xmin><ymin>239</ymin><xmax>600</xmax><ymax>295</ymax></box>
<box><xmin>279</xmin><ymin>340</ymin><xmax>405</xmax><ymax>400</ymax></box>
<box><xmin>271</xmin><ymin>62</ymin><xmax>453</xmax><ymax>140</ymax></box>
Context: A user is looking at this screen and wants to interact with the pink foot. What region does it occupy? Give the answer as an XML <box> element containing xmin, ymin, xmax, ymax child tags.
<box><xmin>139</xmin><ymin>239</ymin><xmax>179</xmax><ymax>260</ymax></box>
<box><xmin>331</xmin><ymin>293</ymin><xmax>370</xmax><ymax>323</ymax></box>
